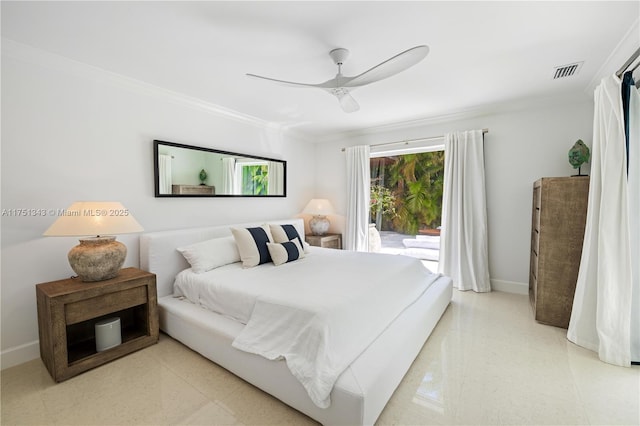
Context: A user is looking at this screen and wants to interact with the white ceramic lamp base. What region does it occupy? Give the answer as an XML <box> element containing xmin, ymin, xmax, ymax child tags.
<box><xmin>309</xmin><ymin>215</ymin><xmax>330</xmax><ymax>236</ymax></box>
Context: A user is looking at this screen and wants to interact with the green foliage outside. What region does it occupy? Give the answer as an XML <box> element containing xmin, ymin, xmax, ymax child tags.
<box><xmin>370</xmin><ymin>150</ymin><xmax>444</xmax><ymax>235</ymax></box>
<box><xmin>370</xmin><ymin>185</ymin><xmax>397</xmax><ymax>219</ymax></box>
<box><xmin>242</xmin><ymin>165</ymin><xmax>268</xmax><ymax>195</ymax></box>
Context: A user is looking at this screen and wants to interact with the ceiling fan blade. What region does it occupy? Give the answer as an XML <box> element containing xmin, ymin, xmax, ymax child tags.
<box><xmin>333</xmin><ymin>90</ymin><xmax>360</xmax><ymax>113</ymax></box>
<box><xmin>344</xmin><ymin>45</ymin><xmax>429</xmax><ymax>88</ymax></box>
<box><xmin>340</xmin><ymin>94</ymin><xmax>360</xmax><ymax>113</ymax></box>
<box><xmin>246</xmin><ymin>73</ymin><xmax>322</xmax><ymax>89</ymax></box>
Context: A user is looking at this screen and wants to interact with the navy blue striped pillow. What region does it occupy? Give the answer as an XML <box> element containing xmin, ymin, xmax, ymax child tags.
<box><xmin>231</xmin><ymin>225</ymin><xmax>274</xmax><ymax>267</ymax></box>
<box><xmin>270</xmin><ymin>223</ymin><xmax>308</xmax><ymax>253</ymax></box>
<box><xmin>267</xmin><ymin>239</ymin><xmax>305</xmax><ymax>266</ymax></box>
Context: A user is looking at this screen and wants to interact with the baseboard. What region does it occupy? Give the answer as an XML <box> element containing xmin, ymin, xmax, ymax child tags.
<box><xmin>1</xmin><ymin>340</ymin><xmax>40</xmax><ymax>370</ymax></box>
<box><xmin>491</xmin><ymin>279</ymin><xmax>528</xmax><ymax>295</ymax></box>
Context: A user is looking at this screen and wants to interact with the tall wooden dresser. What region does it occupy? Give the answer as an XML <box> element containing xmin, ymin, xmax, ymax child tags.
<box><xmin>529</xmin><ymin>176</ymin><xmax>589</xmax><ymax>328</ymax></box>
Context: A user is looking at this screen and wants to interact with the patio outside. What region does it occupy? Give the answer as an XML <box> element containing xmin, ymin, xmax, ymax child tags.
<box><xmin>369</xmin><ymin>227</ymin><xmax>440</xmax><ymax>273</ymax></box>
<box><xmin>369</xmin><ymin>150</ymin><xmax>443</xmax><ymax>273</ymax></box>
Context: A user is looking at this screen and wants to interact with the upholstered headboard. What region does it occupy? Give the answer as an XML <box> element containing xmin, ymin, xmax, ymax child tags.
<box><xmin>139</xmin><ymin>218</ymin><xmax>305</xmax><ymax>297</ymax></box>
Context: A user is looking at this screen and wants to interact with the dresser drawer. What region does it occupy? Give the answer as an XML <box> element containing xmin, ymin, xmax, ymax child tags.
<box><xmin>306</xmin><ymin>234</ymin><xmax>342</xmax><ymax>249</ymax></box>
<box><xmin>531</xmin><ymin>228</ymin><xmax>539</xmax><ymax>255</ymax></box>
<box><xmin>65</xmin><ymin>286</ymin><xmax>147</xmax><ymax>325</ymax></box>
<box><xmin>530</xmin><ymin>250</ymin><xmax>538</xmax><ymax>279</ymax></box>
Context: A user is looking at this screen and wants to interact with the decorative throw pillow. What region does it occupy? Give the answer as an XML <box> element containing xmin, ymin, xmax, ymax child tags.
<box><xmin>269</xmin><ymin>223</ymin><xmax>309</xmax><ymax>253</ymax></box>
<box><xmin>231</xmin><ymin>225</ymin><xmax>274</xmax><ymax>267</ymax></box>
<box><xmin>267</xmin><ymin>239</ymin><xmax>305</xmax><ymax>266</ymax></box>
<box><xmin>177</xmin><ymin>236</ymin><xmax>240</xmax><ymax>273</ymax></box>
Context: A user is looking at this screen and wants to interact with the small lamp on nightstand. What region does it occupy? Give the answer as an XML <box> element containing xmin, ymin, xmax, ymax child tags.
<box><xmin>43</xmin><ymin>201</ymin><xmax>143</xmax><ymax>282</ymax></box>
<box><xmin>303</xmin><ymin>198</ymin><xmax>335</xmax><ymax>236</ymax></box>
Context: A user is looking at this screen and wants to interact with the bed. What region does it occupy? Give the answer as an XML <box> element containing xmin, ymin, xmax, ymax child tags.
<box><xmin>139</xmin><ymin>218</ymin><xmax>452</xmax><ymax>425</ymax></box>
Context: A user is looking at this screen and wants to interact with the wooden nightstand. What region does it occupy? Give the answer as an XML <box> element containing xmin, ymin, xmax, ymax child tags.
<box><xmin>36</xmin><ymin>267</ymin><xmax>159</xmax><ymax>382</ymax></box>
<box><xmin>306</xmin><ymin>233</ymin><xmax>342</xmax><ymax>249</ymax></box>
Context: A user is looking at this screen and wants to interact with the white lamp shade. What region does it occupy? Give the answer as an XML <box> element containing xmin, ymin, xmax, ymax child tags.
<box><xmin>302</xmin><ymin>199</ymin><xmax>335</xmax><ymax>216</ymax></box>
<box><xmin>43</xmin><ymin>202</ymin><xmax>143</xmax><ymax>237</ymax></box>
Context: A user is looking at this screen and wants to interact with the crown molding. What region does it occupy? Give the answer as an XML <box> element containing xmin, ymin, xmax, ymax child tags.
<box><xmin>1</xmin><ymin>37</ymin><xmax>281</xmax><ymax>131</ymax></box>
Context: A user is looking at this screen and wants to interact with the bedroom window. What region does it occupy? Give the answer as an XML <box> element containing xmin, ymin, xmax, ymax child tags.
<box><xmin>369</xmin><ymin>145</ymin><xmax>444</xmax><ymax>271</ymax></box>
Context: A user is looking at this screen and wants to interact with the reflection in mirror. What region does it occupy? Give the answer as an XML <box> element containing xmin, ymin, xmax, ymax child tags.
<box><xmin>154</xmin><ymin>140</ymin><xmax>286</xmax><ymax>197</ymax></box>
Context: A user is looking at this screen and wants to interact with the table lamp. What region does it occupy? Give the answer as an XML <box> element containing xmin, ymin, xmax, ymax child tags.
<box><xmin>43</xmin><ymin>201</ymin><xmax>143</xmax><ymax>282</ymax></box>
<box><xmin>303</xmin><ymin>198</ymin><xmax>335</xmax><ymax>236</ymax></box>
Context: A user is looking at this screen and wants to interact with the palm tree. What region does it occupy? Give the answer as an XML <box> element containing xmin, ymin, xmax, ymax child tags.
<box><xmin>372</xmin><ymin>151</ymin><xmax>444</xmax><ymax>235</ymax></box>
<box><xmin>242</xmin><ymin>165</ymin><xmax>268</xmax><ymax>195</ymax></box>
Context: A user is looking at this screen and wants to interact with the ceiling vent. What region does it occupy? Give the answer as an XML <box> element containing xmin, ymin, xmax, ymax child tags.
<box><xmin>552</xmin><ymin>62</ymin><xmax>584</xmax><ymax>79</ymax></box>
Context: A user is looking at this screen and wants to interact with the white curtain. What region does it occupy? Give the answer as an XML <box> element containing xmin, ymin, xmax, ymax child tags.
<box><xmin>567</xmin><ymin>75</ymin><xmax>633</xmax><ymax>367</ymax></box>
<box><xmin>268</xmin><ymin>161</ymin><xmax>284</xmax><ymax>195</ymax></box>
<box><xmin>628</xmin><ymin>77</ymin><xmax>640</xmax><ymax>362</ymax></box>
<box><xmin>438</xmin><ymin>130</ymin><xmax>491</xmax><ymax>292</ymax></box>
<box><xmin>158</xmin><ymin>154</ymin><xmax>172</xmax><ymax>194</ymax></box>
<box><xmin>345</xmin><ymin>145</ymin><xmax>370</xmax><ymax>251</ymax></box>
<box><xmin>221</xmin><ymin>157</ymin><xmax>236</xmax><ymax>195</ymax></box>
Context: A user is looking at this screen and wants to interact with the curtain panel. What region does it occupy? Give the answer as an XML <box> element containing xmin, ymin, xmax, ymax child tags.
<box><xmin>345</xmin><ymin>145</ymin><xmax>370</xmax><ymax>251</ymax></box>
<box><xmin>268</xmin><ymin>161</ymin><xmax>284</xmax><ymax>196</ymax></box>
<box><xmin>222</xmin><ymin>157</ymin><xmax>236</xmax><ymax>195</ymax></box>
<box><xmin>626</xmin><ymin>73</ymin><xmax>640</xmax><ymax>363</ymax></box>
<box><xmin>438</xmin><ymin>130</ymin><xmax>491</xmax><ymax>292</ymax></box>
<box><xmin>567</xmin><ymin>75</ymin><xmax>633</xmax><ymax>367</ymax></box>
<box><xmin>158</xmin><ymin>154</ymin><xmax>172</xmax><ymax>195</ymax></box>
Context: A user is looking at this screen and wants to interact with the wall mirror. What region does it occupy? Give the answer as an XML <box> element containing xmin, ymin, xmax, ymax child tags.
<box><xmin>154</xmin><ymin>140</ymin><xmax>286</xmax><ymax>197</ymax></box>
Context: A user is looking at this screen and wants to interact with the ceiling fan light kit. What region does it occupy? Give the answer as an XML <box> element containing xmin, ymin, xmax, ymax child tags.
<box><xmin>247</xmin><ymin>45</ymin><xmax>429</xmax><ymax>113</ymax></box>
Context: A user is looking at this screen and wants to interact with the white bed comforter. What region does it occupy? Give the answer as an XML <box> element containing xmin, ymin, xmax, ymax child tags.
<box><xmin>175</xmin><ymin>248</ymin><xmax>440</xmax><ymax>408</ymax></box>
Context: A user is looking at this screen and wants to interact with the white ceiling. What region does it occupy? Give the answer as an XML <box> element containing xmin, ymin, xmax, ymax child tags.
<box><xmin>2</xmin><ymin>1</ymin><xmax>638</xmax><ymax>140</ymax></box>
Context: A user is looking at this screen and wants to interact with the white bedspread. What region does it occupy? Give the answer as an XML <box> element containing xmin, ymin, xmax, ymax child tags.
<box><xmin>175</xmin><ymin>261</ymin><xmax>266</xmax><ymax>324</ymax></box>
<box><xmin>174</xmin><ymin>248</ymin><xmax>440</xmax><ymax>408</ymax></box>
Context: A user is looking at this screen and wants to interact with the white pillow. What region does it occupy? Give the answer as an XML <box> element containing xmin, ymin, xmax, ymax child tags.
<box><xmin>231</xmin><ymin>225</ymin><xmax>274</xmax><ymax>267</ymax></box>
<box><xmin>269</xmin><ymin>223</ymin><xmax>309</xmax><ymax>253</ymax></box>
<box><xmin>177</xmin><ymin>236</ymin><xmax>240</xmax><ymax>274</ymax></box>
<box><xmin>267</xmin><ymin>239</ymin><xmax>305</xmax><ymax>266</ymax></box>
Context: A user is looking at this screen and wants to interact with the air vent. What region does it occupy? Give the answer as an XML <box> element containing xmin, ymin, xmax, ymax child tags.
<box><xmin>552</xmin><ymin>62</ymin><xmax>584</xmax><ymax>79</ymax></box>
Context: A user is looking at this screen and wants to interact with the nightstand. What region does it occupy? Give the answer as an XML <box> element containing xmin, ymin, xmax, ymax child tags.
<box><xmin>36</xmin><ymin>267</ymin><xmax>159</xmax><ymax>382</ymax></box>
<box><xmin>306</xmin><ymin>233</ymin><xmax>342</xmax><ymax>249</ymax></box>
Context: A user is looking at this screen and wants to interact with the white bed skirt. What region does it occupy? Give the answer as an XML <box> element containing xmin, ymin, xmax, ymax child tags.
<box><xmin>159</xmin><ymin>275</ymin><xmax>452</xmax><ymax>426</ymax></box>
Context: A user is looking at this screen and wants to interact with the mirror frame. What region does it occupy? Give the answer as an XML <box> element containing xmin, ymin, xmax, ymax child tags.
<box><xmin>153</xmin><ymin>140</ymin><xmax>287</xmax><ymax>198</ymax></box>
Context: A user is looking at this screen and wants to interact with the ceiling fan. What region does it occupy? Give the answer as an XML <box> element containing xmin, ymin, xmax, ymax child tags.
<box><xmin>247</xmin><ymin>45</ymin><xmax>429</xmax><ymax>113</ymax></box>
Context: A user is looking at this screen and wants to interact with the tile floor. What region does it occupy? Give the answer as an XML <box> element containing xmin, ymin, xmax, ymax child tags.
<box><xmin>2</xmin><ymin>290</ymin><xmax>639</xmax><ymax>425</ymax></box>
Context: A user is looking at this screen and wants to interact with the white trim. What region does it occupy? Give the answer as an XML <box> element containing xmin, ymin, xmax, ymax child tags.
<box><xmin>491</xmin><ymin>279</ymin><xmax>528</xmax><ymax>295</ymax></box>
<box><xmin>1</xmin><ymin>340</ymin><xmax>40</xmax><ymax>370</ymax></box>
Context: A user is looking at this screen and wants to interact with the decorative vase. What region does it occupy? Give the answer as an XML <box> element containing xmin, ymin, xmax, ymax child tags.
<box><xmin>67</xmin><ymin>236</ymin><xmax>126</xmax><ymax>282</ymax></box>
<box><xmin>309</xmin><ymin>215</ymin><xmax>330</xmax><ymax>235</ymax></box>
<box><xmin>199</xmin><ymin>169</ymin><xmax>208</xmax><ymax>185</ymax></box>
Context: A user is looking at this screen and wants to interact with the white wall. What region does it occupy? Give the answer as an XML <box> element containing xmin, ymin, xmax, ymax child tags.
<box><xmin>169</xmin><ymin>147</ymin><xmax>209</xmax><ymax>187</ymax></box>
<box><xmin>314</xmin><ymin>95</ymin><xmax>594</xmax><ymax>294</ymax></box>
<box><xmin>0</xmin><ymin>41</ymin><xmax>316</xmax><ymax>368</ymax></box>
